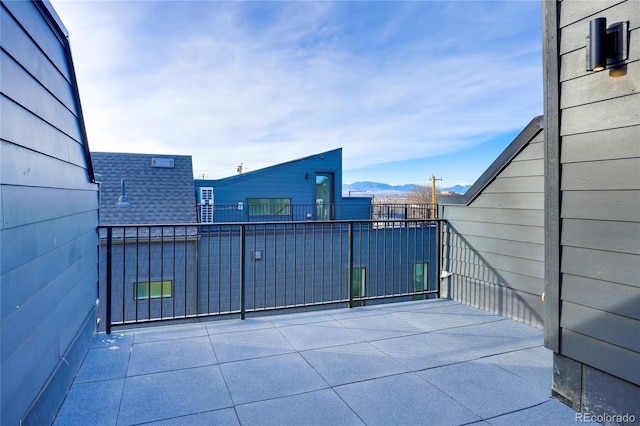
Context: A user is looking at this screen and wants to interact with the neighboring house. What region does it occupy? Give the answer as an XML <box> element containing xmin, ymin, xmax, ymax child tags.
<box><xmin>92</xmin><ymin>152</ymin><xmax>197</xmax><ymax>225</ymax></box>
<box><xmin>0</xmin><ymin>1</ymin><xmax>99</xmax><ymax>424</ymax></box>
<box><xmin>91</xmin><ymin>153</ymin><xmax>197</xmax><ymax>330</ymax></box>
<box><xmin>194</xmin><ymin>148</ymin><xmax>371</xmax><ymax>222</ymax></box>
<box><xmin>440</xmin><ymin>116</ymin><xmax>545</xmax><ymax>327</ymax></box>
<box><xmin>543</xmin><ymin>0</ymin><xmax>639</xmax><ymax>416</ymax></box>
<box><xmin>94</xmin><ymin>150</ymin><xmax>436</xmax><ymax>326</ymax></box>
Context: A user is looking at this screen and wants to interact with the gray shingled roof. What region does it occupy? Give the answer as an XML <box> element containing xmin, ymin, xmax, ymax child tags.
<box><xmin>92</xmin><ymin>152</ymin><xmax>197</xmax><ymax>225</ymax></box>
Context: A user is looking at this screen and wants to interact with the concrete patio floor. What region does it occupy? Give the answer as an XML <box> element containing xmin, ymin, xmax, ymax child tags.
<box><xmin>54</xmin><ymin>299</ymin><xmax>580</xmax><ymax>425</ymax></box>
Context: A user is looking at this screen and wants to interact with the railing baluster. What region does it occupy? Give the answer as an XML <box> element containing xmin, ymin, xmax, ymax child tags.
<box><xmin>135</xmin><ymin>227</ymin><xmax>139</xmax><ymax>322</ymax></box>
<box><xmin>183</xmin><ymin>225</ymin><xmax>188</xmax><ymax>317</ymax></box>
<box><xmin>303</xmin><ymin>223</ymin><xmax>307</xmax><ymax>304</ymax></box>
<box><xmin>105</xmin><ymin>227</ymin><xmax>112</xmax><ymax>334</ymax></box>
<box><xmin>240</xmin><ymin>225</ymin><xmax>246</xmax><ymax>320</ymax></box>
<box><xmin>348</xmin><ymin>222</ymin><xmax>354</xmax><ymax>309</ymax></box>
<box><xmin>293</xmin><ymin>223</ymin><xmax>298</xmax><ymax>306</ymax></box>
<box><xmin>172</xmin><ymin>226</ymin><xmax>176</xmax><ymax>318</ymax></box>
<box><xmin>283</xmin><ymin>224</ymin><xmax>287</xmax><ymax>307</ymax></box>
<box><xmin>263</xmin><ymin>224</ymin><xmax>267</xmax><ymax>309</ymax></box>
<box><xmin>121</xmin><ymin>227</ymin><xmax>126</xmax><ymax>327</ymax></box>
<box><xmin>147</xmin><ymin>226</ymin><xmax>151</xmax><ymax>321</ymax></box>
<box><xmin>206</xmin><ymin>224</ymin><xmax>211</xmax><ymax>315</ymax></box>
<box><xmin>160</xmin><ymin>227</ymin><xmax>164</xmax><ymax>319</ymax></box>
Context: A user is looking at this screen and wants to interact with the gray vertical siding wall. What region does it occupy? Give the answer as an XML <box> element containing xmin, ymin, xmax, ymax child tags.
<box><xmin>544</xmin><ymin>0</ymin><xmax>640</xmax><ymax>415</ymax></box>
<box><xmin>0</xmin><ymin>1</ymin><xmax>98</xmax><ymax>424</ymax></box>
<box><xmin>441</xmin><ymin>123</ymin><xmax>545</xmax><ymax>327</ymax></box>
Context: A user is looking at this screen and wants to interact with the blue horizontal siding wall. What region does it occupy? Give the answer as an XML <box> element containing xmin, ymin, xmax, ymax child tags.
<box><xmin>1</xmin><ymin>1</ymin><xmax>98</xmax><ymax>424</ymax></box>
<box><xmin>195</xmin><ymin>149</ymin><xmax>348</xmax><ymax>222</ymax></box>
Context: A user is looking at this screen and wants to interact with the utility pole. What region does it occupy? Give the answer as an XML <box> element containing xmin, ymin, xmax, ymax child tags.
<box><xmin>431</xmin><ymin>174</ymin><xmax>442</xmax><ymax>219</ymax></box>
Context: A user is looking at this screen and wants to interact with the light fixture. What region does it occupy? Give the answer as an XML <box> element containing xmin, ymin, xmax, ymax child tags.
<box><xmin>440</xmin><ymin>271</ymin><xmax>453</xmax><ymax>279</ymax></box>
<box><xmin>586</xmin><ymin>18</ymin><xmax>629</xmax><ymax>72</ymax></box>
<box><xmin>116</xmin><ymin>178</ymin><xmax>130</xmax><ymax>205</ymax></box>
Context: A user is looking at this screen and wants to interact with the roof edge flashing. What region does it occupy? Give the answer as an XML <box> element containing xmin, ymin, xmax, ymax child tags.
<box><xmin>463</xmin><ymin>115</ymin><xmax>544</xmax><ymax>205</ymax></box>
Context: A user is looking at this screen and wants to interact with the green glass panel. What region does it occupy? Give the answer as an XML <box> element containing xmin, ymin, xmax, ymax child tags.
<box><xmin>352</xmin><ymin>268</ymin><xmax>365</xmax><ymax>298</ymax></box>
<box><xmin>414</xmin><ymin>263</ymin><xmax>428</xmax><ymax>291</ymax></box>
<box><xmin>136</xmin><ymin>282</ymin><xmax>149</xmax><ymax>300</ymax></box>
<box><xmin>136</xmin><ymin>280</ymin><xmax>172</xmax><ymax>300</ymax></box>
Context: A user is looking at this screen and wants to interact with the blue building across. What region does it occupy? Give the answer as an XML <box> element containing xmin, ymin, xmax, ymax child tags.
<box><xmin>194</xmin><ymin>148</ymin><xmax>373</xmax><ymax>222</ymax></box>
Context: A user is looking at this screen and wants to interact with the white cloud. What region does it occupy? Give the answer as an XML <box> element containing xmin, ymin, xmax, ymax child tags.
<box><xmin>52</xmin><ymin>1</ymin><xmax>542</xmax><ymax>180</ymax></box>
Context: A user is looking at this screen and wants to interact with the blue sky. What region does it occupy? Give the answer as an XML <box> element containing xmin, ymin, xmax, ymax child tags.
<box><xmin>52</xmin><ymin>0</ymin><xmax>543</xmax><ymax>188</ymax></box>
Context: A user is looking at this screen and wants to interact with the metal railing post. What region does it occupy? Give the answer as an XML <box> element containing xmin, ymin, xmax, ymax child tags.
<box><xmin>441</xmin><ymin>220</ymin><xmax>451</xmax><ymax>298</ymax></box>
<box><xmin>240</xmin><ymin>225</ymin><xmax>246</xmax><ymax>320</ymax></box>
<box><xmin>348</xmin><ymin>222</ymin><xmax>354</xmax><ymax>308</ymax></box>
<box><xmin>105</xmin><ymin>227</ymin><xmax>112</xmax><ymax>334</ymax></box>
<box><xmin>436</xmin><ymin>220</ymin><xmax>442</xmax><ymax>298</ymax></box>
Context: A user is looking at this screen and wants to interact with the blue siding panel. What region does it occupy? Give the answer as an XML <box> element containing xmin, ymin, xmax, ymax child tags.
<box><xmin>1</xmin><ymin>7</ymin><xmax>76</xmax><ymax>112</ymax></box>
<box><xmin>1</xmin><ymin>230</ymin><xmax>98</xmax><ymax>322</ymax></box>
<box><xmin>0</xmin><ymin>140</ymin><xmax>93</xmax><ymax>190</ymax></box>
<box><xmin>0</xmin><ymin>185</ymin><xmax>97</xmax><ymax>229</ymax></box>
<box><xmin>1</xmin><ymin>210</ymin><xmax>97</xmax><ymax>275</ymax></box>
<box><xmin>1</xmin><ymin>52</ymin><xmax>81</xmax><ymax>140</ymax></box>
<box><xmin>195</xmin><ymin>149</ymin><xmax>346</xmax><ymax>222</ymax></box>
<box><xmin>0</xmin><ymin>1</ymin><xmax>98</xmax><ymax>424</ymax></box>
<box><xmin>0</xmin><ymin>97</ymin><xmax>80</xmax><ymax>163</ymax></box>
<box><xmin>1</xmin><ymin>1</ymin><xmax>72</xmax><ymax>80</ymax></box>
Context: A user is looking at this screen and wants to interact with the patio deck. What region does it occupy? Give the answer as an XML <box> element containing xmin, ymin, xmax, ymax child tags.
<box><xmin>54</xmin><ymin>299</ymin><xmax>579</xmax><ymax>425</ymax></box>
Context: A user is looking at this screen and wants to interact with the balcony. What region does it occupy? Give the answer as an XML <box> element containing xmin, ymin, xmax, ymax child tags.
<box><xmin>54</xmin><ymin>299</ymin><xmax>577</xmax><ymax>425</ymax></box>
<box><xmin>98</xmin><ymin>218</ymin><xmax>441</xmax><ymax>333</ymax></box>
<box><xmin>50</xmin><ymin>217</ymin><xmax>577</xmax><ymax>425</ymax></box>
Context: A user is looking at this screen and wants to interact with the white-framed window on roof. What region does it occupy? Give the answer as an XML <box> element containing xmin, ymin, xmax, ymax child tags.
<box><xmin>199</xmin><ymin>187</ymin><xmax>214</xmax><ymax>223</ymax></box>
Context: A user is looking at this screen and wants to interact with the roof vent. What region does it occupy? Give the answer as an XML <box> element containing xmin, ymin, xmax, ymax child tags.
<box><xmin>151</xmin><ymin>158</ymin><xmax>174</xmax><ymax>168</ymax></box>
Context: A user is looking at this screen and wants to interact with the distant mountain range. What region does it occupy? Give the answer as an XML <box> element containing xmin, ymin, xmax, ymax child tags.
<box><xmin>343</xmin><ymin>181</ymin><xmax>471</xmax><ymax>195</ymax></box>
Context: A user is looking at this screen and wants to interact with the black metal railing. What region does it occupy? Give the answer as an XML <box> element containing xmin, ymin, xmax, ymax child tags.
<box><xmin>100</xmin><ymin>219</ymin><xmax>442</xmax><ymax>333</ymax></box>
<box><xmin>197</xmin><ymin>203</ymin><xmax>437</xmax><ymax>223</ymax></box>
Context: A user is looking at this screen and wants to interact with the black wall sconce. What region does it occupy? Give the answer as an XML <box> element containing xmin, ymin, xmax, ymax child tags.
<box><xmin>586</xmin><ymin>18</ymin><xmax>629</xmax><ymax>72</ymax></box>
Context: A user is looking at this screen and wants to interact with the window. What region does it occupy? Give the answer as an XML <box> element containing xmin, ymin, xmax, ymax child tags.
<box><xmin>199</xmin><ymin>187</ymin><xmax>213</xmax><ymax>223</ymax></box>
<box><xmin>135</xmin><ymin>280</ymin><xmax>172</xmax><ymax>300</ymax></box>
<box><xmin>352</xmin><ymin>267</ymin><xmax>366</xmax><ymax>298</ymax></box>
<box><xmin>414</xmin><ymin>263</ymin><xmax>429</xmax><ymax>291</ymax></box>
<box><xmin>315</xmin><ymin>173</ymin><xmax>334</xmax><ymax>220</ymax></box>
<box><xmin>248</xmin><ymin>198</ymin><xmax>291</xmax><ymax>216</ymax></box>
